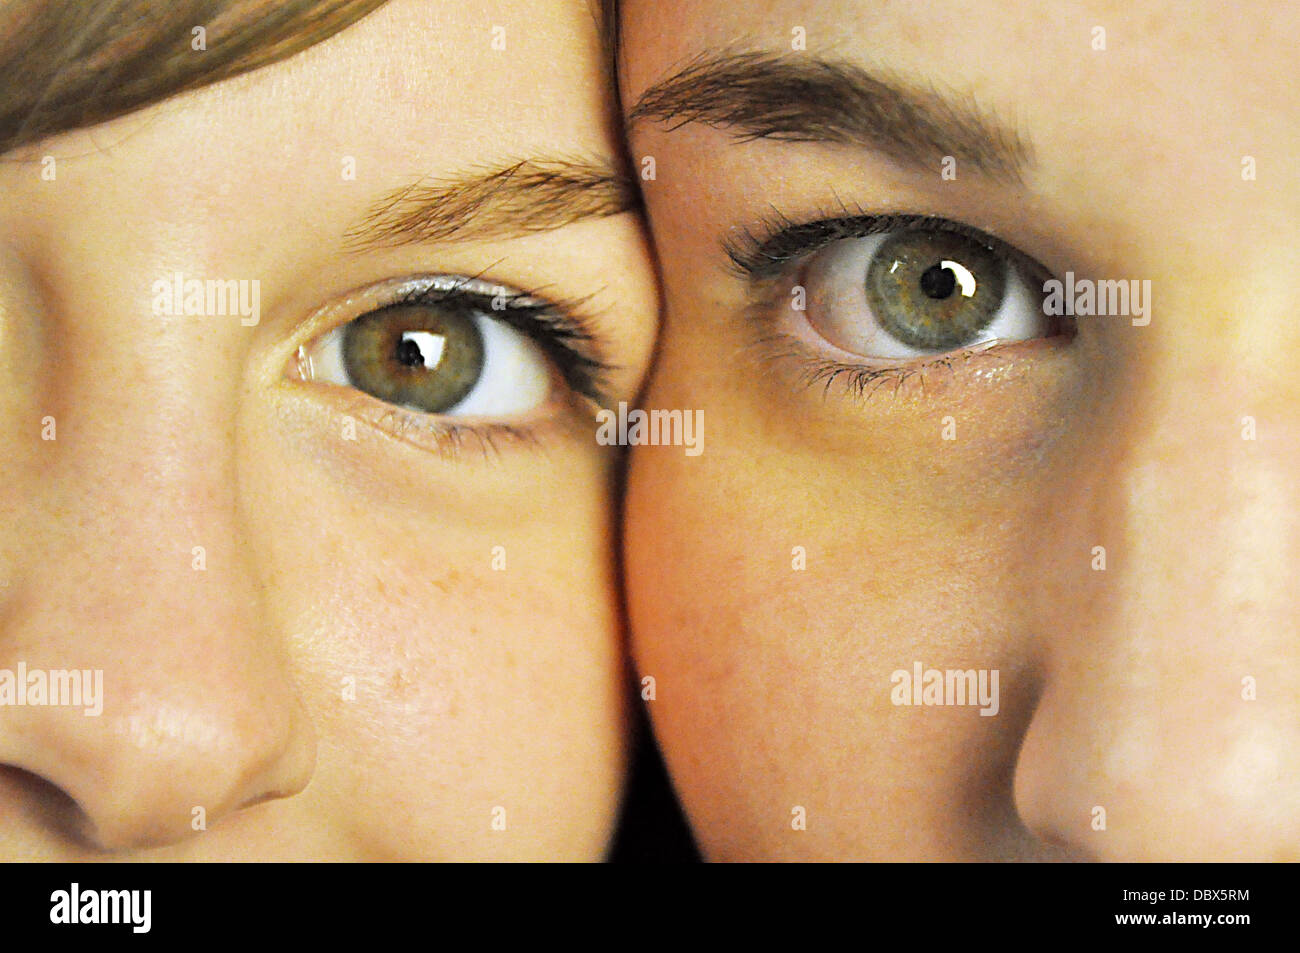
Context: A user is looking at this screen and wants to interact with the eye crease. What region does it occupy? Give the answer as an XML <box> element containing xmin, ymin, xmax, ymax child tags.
<box><xmin>295</xmin><ymin>274</ymin><xmax>612</xmax><ymax>424</ymax></box>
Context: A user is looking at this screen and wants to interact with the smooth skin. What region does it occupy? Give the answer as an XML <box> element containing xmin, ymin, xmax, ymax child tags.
<box><xmin>622</xmin><ymin>0</ymin><xmax>1300</xmax><ymax>860</ymax></box>
<box><xmin>0</xmin><ymin>0</ymin><xmax>657</xmax><ymax>859</ymax></box>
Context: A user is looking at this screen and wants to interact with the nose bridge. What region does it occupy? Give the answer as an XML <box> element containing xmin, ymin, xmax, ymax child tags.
<box><xmin>1013</xmin><ymin>276</ymin><xmax>1300</xmax><ymax>859</ymax></box>
<box><xmin>0</xmin><ymin>320</ymin><xmax>315</xmax><ymax>851</ymax></box>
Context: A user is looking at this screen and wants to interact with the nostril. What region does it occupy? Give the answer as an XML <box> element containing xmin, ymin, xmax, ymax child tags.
<box><xmin>0</xmin><ymin>764</ymin><xmax>97</xmax><ymax>849</ymax></box>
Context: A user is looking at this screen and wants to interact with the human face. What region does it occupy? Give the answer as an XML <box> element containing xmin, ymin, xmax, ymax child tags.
<box><xmin>0</xmin><ymin>0</ymin><xmax>657</xmax><ymax>859</ymax></box>
<box><xmin>621</xmin><ymin>0</ymin><xmax>1300</xmax><ymax>860</ymax></box>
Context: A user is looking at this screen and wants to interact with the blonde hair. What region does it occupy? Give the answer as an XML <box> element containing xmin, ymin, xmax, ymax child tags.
<box><xmin>0</xmin><ymin>0</ymin><xmax>390</xmax><ymax>155</ymax></box>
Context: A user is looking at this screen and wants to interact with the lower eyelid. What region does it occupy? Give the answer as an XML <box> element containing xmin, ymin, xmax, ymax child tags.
<box><xmin>284</xmin><ymin>364</ymin><xmax>599</xmax><ymax>460</ymax></box>
<box><xmin>750</xmin><ymin>317</ymin><xmax>1069</xmax><ymax>406</ymax></box>
<box><xmin>369</xmin><ymin>412</ymin><xmax>542</xmax><ymax>459</ymax></box>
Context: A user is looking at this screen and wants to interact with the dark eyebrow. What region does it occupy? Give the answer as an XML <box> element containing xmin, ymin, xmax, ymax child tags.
<box><xmin>627</xmin><ymin>50</ymin><xmax>1031</xmax><ymax>182</ymax></box>
<box><xmin>345</xmin><ymin>157</ymin><xmax>638</xmax><ymax>251</ymax></box>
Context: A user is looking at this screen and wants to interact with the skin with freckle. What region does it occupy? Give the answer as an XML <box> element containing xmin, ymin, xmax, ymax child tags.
<box><xmin>620</xmin><ymin>0</ymin><xmax>1300</xmax><ymax>860</ymax></box>
<box><xmin>0</xmin><ymin>0</ymin><xmax>657</xmax><ymax>859</ymax></box>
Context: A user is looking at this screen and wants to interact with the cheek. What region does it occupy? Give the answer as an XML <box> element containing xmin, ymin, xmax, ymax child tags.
<box><xmin>625</xmin><ymin>351</ymin><xmax>1062</xmax><ymax>858</ymax></box>
<box><xmin>244</xmin><ymin>413</ymin><xmax>628</xmax><ymax>859</ymax></box>
<box><xmin>298</xmin><ymin>545</ymin><xmax>625</xmax><ymax>859</ymax></box>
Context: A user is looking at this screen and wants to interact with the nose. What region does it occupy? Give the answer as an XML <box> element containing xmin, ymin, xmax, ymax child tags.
<box><xmin>1013</xmin><ymin>273</ymin><xmax>1300</xmax><ymax>861</ymax></box>
<box><xmin>0</xmin><ymin>331</ymin><xmax>315</xmax><ymax>852</ymax></box>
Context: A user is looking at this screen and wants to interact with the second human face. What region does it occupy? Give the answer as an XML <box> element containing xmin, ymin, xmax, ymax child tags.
<box><xmin>621</xmin><ymin>0</ymin><xmax>1300</xmax><ymax>860</ymax></box>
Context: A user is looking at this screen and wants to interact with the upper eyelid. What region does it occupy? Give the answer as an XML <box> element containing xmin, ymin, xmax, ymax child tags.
<box><xmin>403</xmin><ymin>285</ymin><xmax>615</xmax><ymax>403</ymax></box>
<box><xmin>296</xmin><ymin>273</ymin><xmax>618</xmax><ymax>406</ymax></box>
<box><xmin>723</xmin><ymin>213</ymin><xmax>1055</xmax><ymax>283</ymax></box>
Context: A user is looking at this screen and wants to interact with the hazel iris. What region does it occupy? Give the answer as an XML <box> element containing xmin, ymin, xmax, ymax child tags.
<box><xmin>865</xmin><ymin>229</ymin><xmax>1007</xmax><ymax>350</ymax></box>
<box><xmin>342</xmin><ymin>302</ymin><xmax>485</xmax><ymax>412</ymax></box>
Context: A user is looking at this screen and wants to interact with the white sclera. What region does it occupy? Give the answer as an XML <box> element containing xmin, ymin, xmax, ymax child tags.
<box><xmin>803</xmin><ymin>233</ymin><xmax>1052</xmax><ymax>360</ymax></box>
<box><xmin>304</xmin><ymin>310</ymin><xmax>552</xmax><ymax>416</ymax></box>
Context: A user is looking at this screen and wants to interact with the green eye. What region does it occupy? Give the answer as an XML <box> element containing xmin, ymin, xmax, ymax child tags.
<box><xmin>297</xmin><ymin>276</ymin><xmax>601</xmax><ymax>424</ymax></box>
<box><xmin>341</xmin><ymin>302</ymin><xmax>486</xmax><ymax>414</ymax></box>
<box><xmin>864</xmin><ymin>229</ymin><xmax>1008</xmax><ymax>350</ymax></box>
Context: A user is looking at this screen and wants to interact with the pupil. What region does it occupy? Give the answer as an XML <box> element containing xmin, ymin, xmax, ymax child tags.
<box><xmin>395</xmin><ymin>337</ymin><xmax>424</xmax><ymax>367</ymax></box>
<box><xmin>919</xmin><ymin>264</ymin><xmax>957</xmax><ymax>299</ymax></box>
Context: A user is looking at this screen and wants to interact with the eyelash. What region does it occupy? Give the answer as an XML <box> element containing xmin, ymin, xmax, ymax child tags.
<box><xmin>725</xmin><ymin>211</ymin><xmax>1058</xmax><ymax>397</ymax></box>
<box><xmin>300</xmin><ymin>276</ymin><xmax>616</xmax><ymax>458</ymax></box>
<box><xmin>753</xmin><ymin>332</ymin><xmax>1014</xmax><ymax>401</ymax></box>
<box><xmin>386</xmin><ymin>279</ymin><xmax>613</xmax><ymax>404</ymax></box>
<box><xmin>724</xmin><ymin>211</ymin><xmax>1048</xmax><ymax>284</ymax></box>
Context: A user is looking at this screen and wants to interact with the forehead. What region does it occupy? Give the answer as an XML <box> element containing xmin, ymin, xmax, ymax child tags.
<box><xmin>617</xmin><ymin>0</ymin><xmax>1298</xmax><ymax>244</ymax></box>
<box><xmin>9</xmin><ymin>0</ymin><xmax>612</xmax><ymax>178</ymax></box>
<box><xmin>616</xmin><ymin>0</ymin><xmax>1293</xmax><ymax>132</ymax></box>
<box><xmin>619</xmin><ymin>0</ymin><xmax>1260</xmax><ymax>93</ymax></box>
<box><xmin>0</xmin><ymin>0</ymin><xmax>617</xmax><ymax>278</ymax></box>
